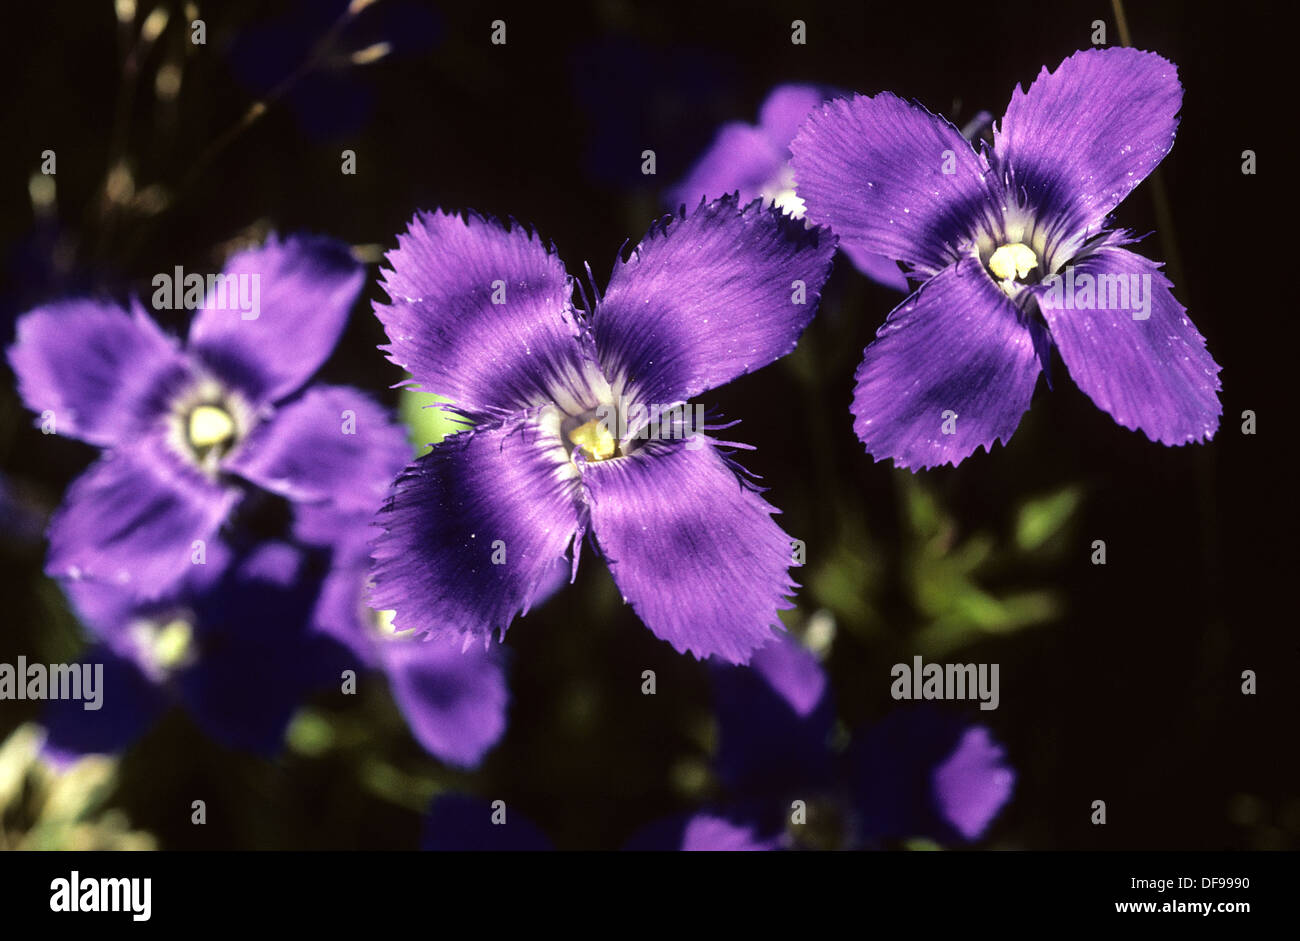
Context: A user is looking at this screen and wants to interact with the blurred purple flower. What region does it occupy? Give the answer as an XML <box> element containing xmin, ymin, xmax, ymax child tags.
<box><xmin>669</xmin><ymin>83</ymin><xmax>908</xmax><ymax>292</ymax></box>
<box><xmin>370</xmin><ymin>195</ymin><xmax>836</xmax><ymax>664</ymax></box>
<box><xmin>622</xmin><ymin>811</ymin><xmax>781</xmax><ymax>852</ymax></box>
<box><xmin>791</xmin><ymin>48</ymin><xmax>1221</xmax><ymax>469</ymax></box>
<box><xmin>423</xmin><ymin>634</ymin><xmax>1015</xmax><ymax>851</ymax></box>
<box><xmin>705</xmin><ymin>633</ymin><xmax>1015</xmax><ymax>848</ymax></box>
<box><xmin>849</xmin><ymin>704</ymin><xmax>1016</xmax><ymax>845</ymax></box>
<box><xmin>42</xmin><ymin>540</ymin><xmax>348</xmax><ymax>759</ymax></box>
<box><xmin>7</xmin><ymin>233</ymin><xmax>406</xmax><ymax>601</ymax></box>
<box><xmin>303</xmin><ymin>500</ymin><xmax>516</xmax><ymax>769</ymax></box>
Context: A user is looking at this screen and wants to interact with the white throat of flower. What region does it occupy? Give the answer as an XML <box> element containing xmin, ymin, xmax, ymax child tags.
<box><xmin>760</xmin><ymin>164</ymin><xmax>806</xmax><ymax>218</ymax></box>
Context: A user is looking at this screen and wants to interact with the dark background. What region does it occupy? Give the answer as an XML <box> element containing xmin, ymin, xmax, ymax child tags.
<box><xmin>0</xmin><ymin>0</ymin><xmax>1294</xmax><ymax>850</ymax></box>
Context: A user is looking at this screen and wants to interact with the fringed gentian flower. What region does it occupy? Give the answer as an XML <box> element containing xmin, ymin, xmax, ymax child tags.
<box><xmin>790</xmin><ymin>48</ymin><xmax>1222</xmax><ymax>469</ymax></box>
<box><xmin>701</xmin><ymin>633</ymin><xmax>1015</xmax><ymax>849</ymax></box>
<box><xmin>418</xmin><ymin>633</ymin><xmax>1014</xmax><ymax>851</ymax></box>
<box><xmin>370</xmin><ymin>195</ymin><xmax>836</xmax><ymax>664</ymax></box>
<box><xmin>41</xmin><ymin>541</ymin><xmax>347</xmax><ymax>759</ymax></box>
<box><xmin>7</xmin><ymin>234</ymin><xmax>398</xmax><ymax>599</ymax></box>
<box><xmin>669</xmin><ymin>83</ymin><xmax>908</xmax><ymax>292</ymax></box>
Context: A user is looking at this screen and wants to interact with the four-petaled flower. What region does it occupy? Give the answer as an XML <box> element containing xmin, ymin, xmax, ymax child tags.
<box><xmin>791</xmin><ymin>48</ymin><xmax>1222</xmax><ymax>469</ymax></box>
<box><xmin>8</xmin><ymin>234</ymin><xmax>406</xmax><ymax>599</ymax></box>
<box><xmin>370</xmin><ymin>195</ymin><xmax>836</xmax><ymax>664</ymax></box>
<box><xmin>42</xmin><ymin>540</ymin><xmax>348</xmax><ymax>759</ymax></box>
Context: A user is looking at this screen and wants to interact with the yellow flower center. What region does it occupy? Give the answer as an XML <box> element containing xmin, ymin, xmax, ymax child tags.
<box><xmin>567</xmin><ymin>417</ymin><xmax>617</xmax><ymax>462</ymax></box>
<box><xmin>374</xmin><ymin>608</ymin><xmax>399</xmax><ymax>635</ymax></box>
<box><xmin>987</xmin><ymin>242</ymin><xmax>1038</xmax><ymax>282</ymax></box>
<box><xmin>151</xmin><ymin>618</ymin><xmax>194</xmax><ymax>671</ymax></box>
<box><xmin>187</xmin><ymin>404</ymin><xmax>236</xmax><ymax>450</ymax></box>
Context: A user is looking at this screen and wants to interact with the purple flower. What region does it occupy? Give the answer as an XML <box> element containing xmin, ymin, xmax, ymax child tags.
<box><xmin>669</xmin><ymin>83</ymin><xmax>908</xmax><ymax>292</ymax></box>
<box><xmin>305</xmin><ymin>500</ymin><xmax>515</xmax><ymax>769</ymax></box>
<box><xmin>849</xmin><ymin>704</ymin><xmax>1016</xmax><ymax>845</ymax></box>
<box><xmin>370</xmin><ymin>196</ymin><xmax>836</xmax><ymax>664</ymax></box>
<box><xmin>42</xmin><ymin>540</ymin><xmax>347</xmax><ymax>760</ymax></box>
<box><xmin>622</xmin><ymin>811</ymin><xmax>782</xmax><ymax>852</ymax></box>
<box><xmin>708</xmin><ymin>633</ymin><xmax>1015</xmax><ymax>848</ymax></box>
<box><xmin>790</xmin><ymin>48</ymin><xmax>1222</xmax><ymax>469</ymax></box>
<box><xmin>7</xmin><ymin>234</ymin><xmax>404</xmax><ymax>600</ymax></box>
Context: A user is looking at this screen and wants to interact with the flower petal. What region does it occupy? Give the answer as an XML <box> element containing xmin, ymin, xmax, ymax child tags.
<box><xmin>932</xmin><ymin>726</ymin><xmax>1017</xmax><ymax>841</ymax></box>
<box><xmin>668</xmin><ymin>85</ymin><xmax>909</xmax><ymax>293</ymax></box>
<box><xmin>368</xmin><ymin>418</ymin><xmax>584</xmax><ymax>647</ymax></box>
<box><xmin>64</xmin><ymin>538</ymin><xmax>233</xmax><ymax>663</ymax></box>
<box><xmin>46</xmin><ymin>438</ymin><xmax>240</xmax><ymax>600</ymax></box>
<box><xmin>594</xmin><ymin>195</ymin><xmax>835</xmax><ymax>407</ymax></box>
<box><xmin>851</xmin><ymin>259</ymin><xmax>1044</xmax><ymax>469</ymax></box>
<box><xmin>624</xmin><ymin>811</ymin><xmax>780</xmax><ymax>851</ymax></box>
<box><xmin>40</xmin><ymin>648</ymin><xmax>168</xmax><ymax>765</ymax></box>
<box><xmin>850</xmin><ymin>707</ymin><xmax>1015</xmax><ymax>844</ymax></box>
<box><xmin>187</xmin><ymin>233</ymin><xmax>364</xmax><ymax>405</ymax></box>
<box><xmin>711</xmin><ymin>633</ymin><xmax>834</xmax><ymax>794</ymax></box>
<box><xmin>1031</xmin><ymin>244</ymin><xmax>1220</xmax><ymax>444</ymax></box>
<box><xmin>583</xmin><ymin>437</ymin><xmax>797</xmax><ymax>664</ymax></box>
<box><xmin>757</xmin><ymin>83</ymin><xmax>831</xmax><ymax>148</ymax></box>
<box><xmin>379</xmin><ymin>638</ymin><xmax>508</xmax><ymax>768</ymax></box>
<box><xmin>225</xmin><ymin>384</ymin><xmax>410</xmax><ymax>513</ymax></box>
<box><xmin>791</xmin><ymin>92</ymin><xmax>997</xmax><ymax>276</ymax></box>
<box><xmin>995</xmin><ymin>48</ymin><xmax>1182</xmax><ymax>243</ymax></box>
<box><xmin>7</xmin><ymin>299</ymin><xmax>189</xmax><ymax>448</ymax></box>
<box><xmin>374</xmin><ymin>210</ymin><xmax>596</xmax><ymax>420</ymax></box>
<box><xmin>178</xmin><ymin>542</ymin><xmax>345</xmax><ymax>754</ymax></box>
<box><xmin>839</xmin><ymin>240</ymin><xmax>910</xmax><ymax>292</ymax></box>
<box><xmin>666</xmin><ymin>122</ymin><xmax>785</xmax><ymax>210</ymax></box>
<box><xmin>667</xmin><ymin>85</ymin><xmax>828</xmax><ymax>209</ymax></box>
<box><xmin>309</xmin><ymin>546</ymin><xmax>381</xmax><ymax>666</ymax></box>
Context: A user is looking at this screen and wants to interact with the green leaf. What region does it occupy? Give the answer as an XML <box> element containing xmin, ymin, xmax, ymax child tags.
<box><xmin>1015</xmin><ymin>487</ymin><xmax>1082</xmax><ymax>553</ymax></box>
<box><xmin>400</xmin><ymin>386</ymin><xmax>466</xmax><ymax>455</ymax></box>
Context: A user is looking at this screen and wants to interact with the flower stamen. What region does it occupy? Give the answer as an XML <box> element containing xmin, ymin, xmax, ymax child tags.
<box><xmin>568</xmin><ymin>417</ymin><xmax>617</xmax><ymax>462</ymax></box>
<box><xmin>987</xmin><ymin>242</ymin><xmax>1038</xmax><ymax>282</ymax></box>
<box><xmin>187</xmin><ymin>404</ymin><xmax>236</xmax><ymax>451</ymax></box>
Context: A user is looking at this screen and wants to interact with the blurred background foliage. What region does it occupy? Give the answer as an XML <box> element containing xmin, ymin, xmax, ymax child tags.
<box><xmin>0</xmin><ymin>0</ymin><xmax>1294</xmax><ymax>850</ymax></box>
